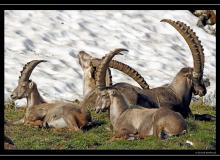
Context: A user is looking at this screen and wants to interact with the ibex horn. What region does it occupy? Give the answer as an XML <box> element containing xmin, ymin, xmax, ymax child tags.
<box><xmin>92</xmin><ymin>57</ymin><xmax>149</xmax><ymax>90</ymax></box>
<box><xmin>161</xmin><ymin>19</ymin><xmax>204</xmax><ymax>80</ymax></box>
<box><xmin>19</xmin><ymin>60</ymin><xmax>47</xmax><ymax>82</ymax></box>
<box><xmin>96</xmin><ymin>48</ymin><xmax>128</xmax><ymax>90</ymax></box>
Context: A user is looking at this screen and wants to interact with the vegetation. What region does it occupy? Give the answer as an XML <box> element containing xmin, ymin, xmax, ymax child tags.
<box><xmin>4</xmin><ymin>100</ymin><xmax>216</xmax><ymax>150</ymax></box>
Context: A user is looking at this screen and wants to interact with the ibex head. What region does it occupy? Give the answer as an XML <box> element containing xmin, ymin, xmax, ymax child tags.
<box><xmin>95</xmin><ymin>89</ymin><xmax>111</xmax><ymax>113</ymax></box>
<box><xmin>78</xmin><ymin>51</ymin><xmax>113</xmax><ymax>96</ymax></box>
<box><xmin>10</xmin><ymin>60</ymin><xmax>47</xmax><ymax>100</ymax></box>
<box><xmin>95</xmin><ymin>48</ymin><xmax>128</xmax><ymax>113</ymax></box>
<box><xmin>175</xmin><ymin>67</ymin><xmax>206</xmax><ymax>97</ymax></box>
<box><xmin>78</xmin><ymin>51</ymin><xmax>96</xmax><ymax>80</ymax></box>
<box><xmin>191</xmin><ymin>74</ymin><xmax>206</xmax><ymax>96</ymax></box>
<box><xmin>161</xmin><ymin>19</ymin><xmax>207</xmax><ymax>97</ymax></box>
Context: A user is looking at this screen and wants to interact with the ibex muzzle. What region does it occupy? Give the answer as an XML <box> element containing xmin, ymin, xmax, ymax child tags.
<box><xmin>95</xmin><ymin>90</ymin><xmax>110</xmax><ymax>113</ymax></box>
<box><xmin>11</xmin><ymin>81</ymin><xmax>31</xmax><ymax>100</ymax></box>
<box><xmin>192</xmin><ymin>78</ymin><xmax>207</xmax><ymax>96</ymax></box>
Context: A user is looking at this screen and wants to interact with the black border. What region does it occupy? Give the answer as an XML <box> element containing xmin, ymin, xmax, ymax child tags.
<box><xmin>0</xmin><ymin>0</ymin><xmax>219</xmax><ymax>4</ymax></box>
<box><xmin>1</xmin><ymin>4</ymin><xmax>218</xmax><ymax>157</ymax></box>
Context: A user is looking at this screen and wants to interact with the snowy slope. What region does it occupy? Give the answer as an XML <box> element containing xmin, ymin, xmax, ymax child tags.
<box><xmin>4</xmin><ymin>10</ymin><xmax>216</xmax><ymax>107</ymax></box>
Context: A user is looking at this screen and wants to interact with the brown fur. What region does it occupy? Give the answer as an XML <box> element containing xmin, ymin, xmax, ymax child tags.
<box><xmin>78</xmin><ymin>51</ymin><xmax>112</xmax><ymax>96</ymax></box>
<box><xmin>11</xmin><ymin>60</ymin><xmax>92</xmax><ymax>131</ymax></box>
<box><xmin>108</xmin><ymin>88</ymin><xmax>187</xmax><ymax>140</ymax></box>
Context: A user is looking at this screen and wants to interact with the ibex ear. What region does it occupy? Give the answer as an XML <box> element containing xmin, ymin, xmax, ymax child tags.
<box><xmin>29</xmin><ymin>81</ymin><xmax>34</xmax><ymax>89</ymax></box>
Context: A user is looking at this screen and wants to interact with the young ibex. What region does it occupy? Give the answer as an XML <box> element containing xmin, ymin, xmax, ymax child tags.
<box><xmin>78</xmin><ymin>49</ymin><xmax>150</xmax><ymax>112</ymax></box>
<box><xmin>10</xmin><ymin>60</ymin><xmax>91</xmax><ymax>131</ymax></box>
<box><xmin>95</xmin><ymin>19</ymin><xmax>214</xmax><ymax>121</ymax></box>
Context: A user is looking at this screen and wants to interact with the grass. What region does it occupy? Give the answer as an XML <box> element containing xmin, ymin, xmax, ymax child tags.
<box><xmin>4</xmin><ymin>101</ymin><xmax>216</xmax><ymax>150</ymax></box>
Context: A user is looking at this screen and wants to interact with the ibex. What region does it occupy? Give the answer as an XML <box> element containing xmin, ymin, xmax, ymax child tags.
<box><xmin>95</xmin><ymin>19</ymin><xmax>215</xmax><ymax>121</ymax></box>
<box><xmin>107</xmin><ymin>88</ymin><xmax>187</xmax><ymax>140</ymax></box>
<box><xmin>95</xmin><ymin>50</ymin><xmax>186</xmax><ymax>140</ymax></box>
<box><xmin>10</xmin><ymin>60</ymin><xmax>91</xmax><ymax>131</ymax></box>
<box><xmin>78</xmin><ymin>49</ymin><xmax>150</xmax><ymax>112</ymax></box>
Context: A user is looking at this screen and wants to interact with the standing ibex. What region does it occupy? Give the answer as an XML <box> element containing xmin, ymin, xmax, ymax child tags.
<box><xmin>10</xmin><ymin>60</ymin><xmax>91</xmax><ymax>131</ymax></box>
<box><xmin>107</xmin><ymin>88</ymin><xmax>187</xmax><ymax>140</ymax></box>
<box><xmin>95</xmin><ymin>19</ymin><xmax>214</xmax><ymax>120</ymax></box>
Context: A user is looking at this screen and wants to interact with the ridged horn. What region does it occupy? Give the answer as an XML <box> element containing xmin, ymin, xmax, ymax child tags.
<box><xmin>106</xmin><ymin>68</ymin><xmax>113</xmax><ymax>86</ymax></box>
<box><xmin>161</xmin><ymin>19</ymin><xmax>204</xmax><ymax>80</ymax></box>
<box><xmin>96</xmin><ymin>48</ymin><xmax>128</xmax><ymax>90</ymax></box>
<box><xmin>92</xmin><ymin>58</ymin><xmax>149</xmax><ymax>90</ymax></box>
<box><xmin>19</xmin><ymin>60</ymin><xmax>47</xmax><ymax>82</ymax></box>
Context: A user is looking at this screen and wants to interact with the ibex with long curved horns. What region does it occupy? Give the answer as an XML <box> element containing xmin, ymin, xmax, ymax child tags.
<box><xmin>95</xmin><ymin>19</ymin><xmax>214</xmax><ymax>120</ymax></box>
<box><xmin>10</xmin><ymin>60</ymin><xmax>91</xmax><ymax>131</ymax></box>
<box><xmin>95</xmin><ymin>51</ymin><xmax>186</xmax><ymax>140</ymax></box>
<box><xmin>78</xmin><ymin>48</ymin><xmax>150</xmax><ymax>112</ymax></box>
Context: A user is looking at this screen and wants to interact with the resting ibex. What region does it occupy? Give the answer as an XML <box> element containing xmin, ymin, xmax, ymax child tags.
<box><xmin>10</xmin><ymin>60</ymin><xmax>91</xmax><ymax>131</ymax></box>
<box><xmin>78</xmin><ymin>49</ymin><xmax>150</xmax><ymax>112</ymax></box>
<box><xmin>95</xmin><ymin>19</ymin><xmax>214</xmax><ymax>120</ymax></box>
<box><xmin>107</xmin><ymin>88</ymin><xmax>187</xmax><ymax>140</ymax></box>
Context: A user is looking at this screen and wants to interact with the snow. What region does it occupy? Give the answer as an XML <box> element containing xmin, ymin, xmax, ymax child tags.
<box><xmin>4</xmin><ymin>10</ymin><xmax>216</xmax><ymax>107</ymax></box>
